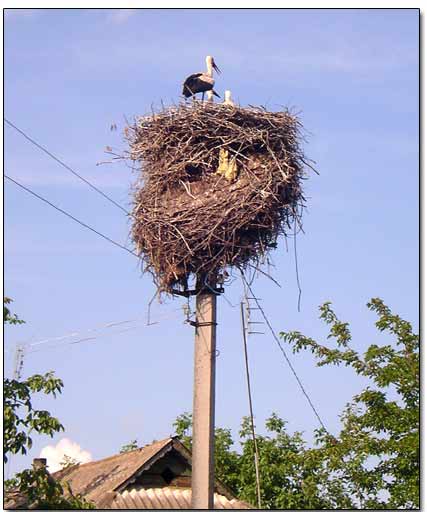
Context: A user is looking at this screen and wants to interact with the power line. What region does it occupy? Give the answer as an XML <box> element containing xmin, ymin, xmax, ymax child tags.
<box><xmin>26</xmin><ymin>307</ymin><xmax>183</xmax><ymax>353</ymax></box>
<box><xmin>28</xmin><ymin>319</ymin><xmax>140</xmax><ymax>349</ymax></box>
<box><xmin>4</xmin><ymin>118</ymin><xmax>129</xmax><ymax>215</ymax></box>
<box><xmin>28</xmin><ymin>325</ymin><xmax>140</xmax><ymax>354</ymax></box>
<box><xmin>240</xmin><ymin>271</ymin><xmax>329</xmax><ymax>433</ymax></box>
<box><xmin>5</xmin><ymin>174</ymin><xmax>139</xmax><ymax>259</ymax></box>
<box><xmin>293</xmin><ymin>219</ymin><xmax>302</xmax><ymax>313</ymax></box>
<box><xmin>26</xmin><ymin>310</ymin><xmax>182</xmax><ymax>354</ymax></box>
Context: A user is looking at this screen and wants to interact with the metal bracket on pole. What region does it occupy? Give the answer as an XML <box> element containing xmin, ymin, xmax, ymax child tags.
<box><xmin>186</xmin><ymin>320</ymin><xmax>218</xmax><ymax>328</ymax></box>
<box><xmin>171</xmin><ymin>283</ymin><xmax>224</xmax><ymax>298</ymax></box>
<box><xmin>171</xmin><ymin>288</ymin><xmax>199</xmax><ymax>297</ymax></box>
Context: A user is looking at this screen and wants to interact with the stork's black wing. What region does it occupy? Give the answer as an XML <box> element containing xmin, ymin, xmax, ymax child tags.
<box><xmin>182</xmin><ymin>73</ymin><xmax>203</xmax><ymax>97</ymax></box>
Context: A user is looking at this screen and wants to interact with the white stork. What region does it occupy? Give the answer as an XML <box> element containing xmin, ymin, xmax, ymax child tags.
<box><xmin>223</xmin><ymin>90</ymin><xmax>235</xmax><ymax>106</ymax></box>
<box><xmin>182</xmin><ymin>56</ymin><xmax>221</xmax><ymax>101</ymax></box>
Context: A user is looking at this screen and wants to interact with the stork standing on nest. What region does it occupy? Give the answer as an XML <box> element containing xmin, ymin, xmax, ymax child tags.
<box><xmin>182</xmin><ymin>56</ymin><xmax>221</xmax><ymax>101</ymax></box>
<box><xmin>223</xmin><ymin>90</ymin><xmax>235</xmax><ymax>106</ymax></box>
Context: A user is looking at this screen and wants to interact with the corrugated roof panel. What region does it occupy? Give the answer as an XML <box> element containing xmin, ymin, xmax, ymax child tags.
<box><xmin>216</xmin><ymin>493</ymin><xmax>227</xmax><ymax>509</ymax></box>
<box><xmin>111</xmin><ymin>487</ymin><xmax>252</xmax><ymax>509</ymax></box>
<box><xmin>149</xmin><ymin>488</ymin><xmax>165</xmax><ymax>508</ymax></box>
<box><xmin>127</xmin><ymin>489</ymin><xmax>143</xmax><ymax>509</ymax></box>
<box><xmin>163</xmin><ymin>487</ymin><xmax>181</xmax><ymax>509</ymax></box>
<box><xmin>114</xmin><ymin>493</ymin><xmax>128</xmax><ymax>509</ymax></box>
<box><xmin>181</xmin><ymin>488</ymin><xmax>192</xmax><ymax>508</ymax></box>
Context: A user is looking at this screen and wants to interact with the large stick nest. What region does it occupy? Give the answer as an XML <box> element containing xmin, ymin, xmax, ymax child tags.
<box><xmin>125</xmin><ymin>101</ymin><xmax>312</xmax><ymax>295</ymax></box>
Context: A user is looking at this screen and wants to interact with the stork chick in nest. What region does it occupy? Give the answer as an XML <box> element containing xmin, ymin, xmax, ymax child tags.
<box><xmin>215</xmin><ymin>90</ymin><xmax>238</xmax><ymax>180</ymax></box>
<box><xmin>223</xmin><ymin>90</ymin><xmax>235</xmax><ymax>106</ymax></box>
<box><xmin>182</xmin><ymin>55</ymin><xmax>221</xmax><ymax>101</ymax></box>
<box><xmin>216</xmin><ymin>148</ymin><xmax>238</xmax><ymax>181</ymax></box>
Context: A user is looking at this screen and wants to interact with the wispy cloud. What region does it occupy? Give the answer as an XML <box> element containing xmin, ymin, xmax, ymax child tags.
<box><xmin>65</xmin><ymin>33</ymin><xmax>416</xmax><ymax>89</ymax></box>
<box><xmin>264</xmin><ymin>43</ymin><xmax>416</xmax><ymax>76</ymax></box>
<box><xmin>40</xmin><ymin>438</ymin><xmax>92</xmax><ymax>473</ymax></box>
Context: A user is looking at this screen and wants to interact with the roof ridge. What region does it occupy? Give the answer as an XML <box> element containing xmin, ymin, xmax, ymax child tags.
<box><xmin>51</xmin><ymin>437</ymin><xmax>173</xmax><ymax>476</ymax></box>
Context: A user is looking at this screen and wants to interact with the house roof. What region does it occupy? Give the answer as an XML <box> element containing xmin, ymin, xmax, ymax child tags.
<box><xmin>52</xmin><ymin>437</ymin><xmax>175</xmax><ymax>505</ymax></box>
<box><xmin>5</xmin><ymin>437</ymin><xmax>253</xmax><ymax>509</ymax></box>
<box><xmin>109</xmin><ymin>487</ymin><xmax>253</xmax><ymax>509</ymax></box>
<box><xmin>3</xmin><ymin>489</ymin><xmax>30</xmax><ymax>510</ymax></box>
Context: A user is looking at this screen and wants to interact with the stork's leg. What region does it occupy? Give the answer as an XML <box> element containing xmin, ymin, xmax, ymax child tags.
<box><xmin>202</xmin><ymin>91</ymin><xmax>205</xmax><ymax>103</ymax></box>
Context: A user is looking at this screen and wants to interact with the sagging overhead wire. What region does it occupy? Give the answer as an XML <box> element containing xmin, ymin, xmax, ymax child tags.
<box><xmin>240</xmin><ymin>270</ymin><xmax>329</xmax><ymax>433</ymax></box>
<box><xmin>4</xmin><ymin>118</ymin><xmax>129</xmax><ymax>215</ymax></box>
<box><xmin>5</xmin><ymin>174</ymin><xmax>139</xmax><ymax>260</ymax></box>
<box><xmin>28</xmin><ymin>325</ymin><xmax>139</xmax><ymax>354</ymax></box>
<box><xmin>28</xmin><ymin>318</ymin><xmax>142</xmax><ymax>350</ymax></box>
<box><xmin>293</xmin><ymin>218</ymin><xmax>303</xmax><ymax>313</ymax></box>
<box><xmin>25</xmin><ymin>307</ymin><xmax>183</xmax><ymax>354</ymax></box>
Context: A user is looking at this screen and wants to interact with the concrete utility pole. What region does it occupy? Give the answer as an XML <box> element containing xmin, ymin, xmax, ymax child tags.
<box><xmin>191</xmin><ymin>276</ymin><xmax>217</xmax><ymax>509</ymax></box>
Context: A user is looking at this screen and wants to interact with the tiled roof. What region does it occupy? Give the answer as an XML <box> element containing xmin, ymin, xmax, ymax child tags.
<box><xmin>52</xmin><ymin>438</ymin><xmax>174</xmax><ymax>505</ymax></box>
<box><xmin>4</xmin><ymin>437</ymin><xmax>253</xmax><ymax>510</ymax></box>
<box><xmin>3</xmin><ymin>489</ymin><xmax>30</xmax><ymax>510</ymax></box>
<box><xmin>110</xmin><ymin>487</ymin><xmax>253</xmax><ymax>509</ymax></box>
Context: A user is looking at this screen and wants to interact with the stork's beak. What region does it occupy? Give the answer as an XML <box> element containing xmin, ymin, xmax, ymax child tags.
<box><xmin>212</xmin><ymin>60</ymin><xmax>221</xmax><ymax>74</ymax></box>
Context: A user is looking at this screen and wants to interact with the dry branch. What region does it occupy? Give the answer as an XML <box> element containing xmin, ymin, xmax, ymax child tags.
<box><xmin>123</xmin><ymin>101</ymin><xmax>313</xmax><ymax>295</ymax></box>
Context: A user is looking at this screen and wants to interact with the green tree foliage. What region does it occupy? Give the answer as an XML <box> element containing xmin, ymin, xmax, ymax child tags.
<box><xmin>281</xmin><ymin>298</ymin><xmax>419</xmax><ymax>508</ymax></box>
<box><xmin>173</xmin><ymin>299</ymin><xmax>419</xmax><ymax>509</ymax></box>
<box><xmin>8</xmin><ymin>466</ymin><xmax>94</xmax><ymax>509</ymax></box>
<box><xmin>173</xmin><ymin>412</ymin><xmax>241</xmax><ymax>492</ymax></box>
<box><xmin>4</xmin><ymin>372</ymin><xmax>64</xmax><ymax>462</ymax></box>
<box><xmin>4</xmin><ymin>298</ymin><xmax>94</xmax><ymax>509</ymax></box>
<box><xmin>172</xmin><ymin>412</ymin><xmax>192</xmax><ymax>447</ymax></box>
<box><xmin>4</xmin><ymin>297</ymin><xmax>65</xmax><ymax>462</ymax></box>
<box><xmin>4</xmin><ymin>296</ymin><xmax>25</xmax><ymax>325</ymax></box>
<box><xmin>120</xmin><ymin>439</ymin><xmax>139</xmax><ymax>453</ymax></box>
<box><xmin>60</xmin><ymin>454</ymin><xmax>80</xmax><ymax>469</ymax></box>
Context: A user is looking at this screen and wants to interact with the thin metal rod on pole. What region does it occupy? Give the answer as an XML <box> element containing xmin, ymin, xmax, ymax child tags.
<box><xmin>240</xmin><ymin>301</ymin><xmax>262</xmax><ymax>509</ymax></box>
<box><xmin>191</xmin><ymin>278</ymin><xmax>217</xmax><ymax>509</ymax></box>
<box><xmin>13</xmin><ymin>344</ymin><xmax>25</xmax><ymax>381</ymax></box>
<box><xmin>7</xmin><ymin>344</ymin><xmax>26</xmax><ymax>479</ymax></box>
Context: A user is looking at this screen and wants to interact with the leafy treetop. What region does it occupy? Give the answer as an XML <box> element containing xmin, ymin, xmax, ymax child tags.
<box><xmin>4</xmin><ymin>296</ymin><xmax>25</xmax><ymax>325</ymax></box>
<box><xmin>3</xmin><ymin>298</ymin><xmax>94</xmax><ymax>509</ymax></box>
<box><xmin>172</xmin><ymin>298</ymin><xmax>419</xmax><ymax>509</ymax></box>
<box><xmin>120</xmin><ymin>440</ymin><xmax>139</xmax><ymax>453</ymax></box>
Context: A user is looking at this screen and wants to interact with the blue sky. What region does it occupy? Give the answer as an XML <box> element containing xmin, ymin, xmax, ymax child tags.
<box><xmin>4</xmin><ymin>8</ymin><xmax>419</xmax><ymax>474</ymax></box>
